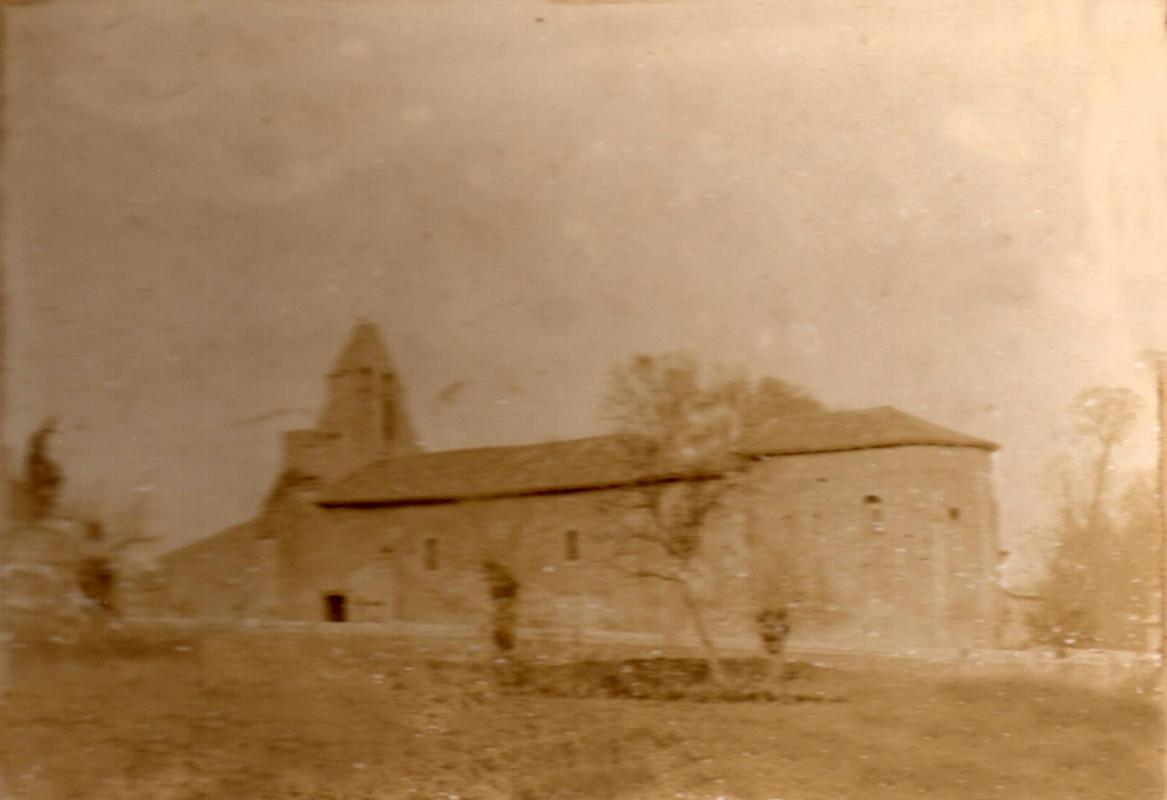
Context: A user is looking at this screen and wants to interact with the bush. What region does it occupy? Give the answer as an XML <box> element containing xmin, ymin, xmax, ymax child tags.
<box><xmin>503</xmin><ymin>657</ymin><xmax>838</xmax><ymax>702</ymax></box>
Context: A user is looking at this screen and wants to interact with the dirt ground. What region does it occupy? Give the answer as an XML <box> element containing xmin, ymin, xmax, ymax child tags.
<box><xmin>0</xmin><ymin>635</ymin><xmax>1161</xmax><ymax>800</ymax></box>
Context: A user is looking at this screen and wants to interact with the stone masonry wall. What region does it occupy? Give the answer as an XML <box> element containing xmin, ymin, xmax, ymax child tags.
<box><xmin>163</xmin><ymin>445</ymin><xmax>1001</xmax><ymax>657</ymax></box>
<box><xmin>746</xmin><ymin>446</ymin><xmax>999</xmax><ymax>652</ymax></box>
<box><xmin>269</xmin><ymin>484</ymin><xmax>758</xmax><ymax>651</ymax></box>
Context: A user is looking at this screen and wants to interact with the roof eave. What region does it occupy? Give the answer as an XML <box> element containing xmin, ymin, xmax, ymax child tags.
<box><xmin>318</xmin><ymin>470</ymin><xmax>726</xmax><ymax>509</ymax></box>
<box><xmin>741</xmin><ymin>440</ymin><xmax>999</xmax><ymax>459</ymax></box>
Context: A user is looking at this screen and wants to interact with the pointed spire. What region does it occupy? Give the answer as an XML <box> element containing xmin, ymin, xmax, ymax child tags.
<box><xmin>331</xmin><ymin>319</ymin><xmax>390</xmax><ymax>374</ymax></box>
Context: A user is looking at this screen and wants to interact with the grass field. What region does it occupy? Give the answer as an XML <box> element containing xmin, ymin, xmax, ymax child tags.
<box><xmin>0</xmin><ymin>632</ymin><xmax>1161</xmax><ymax>800</ymax></box>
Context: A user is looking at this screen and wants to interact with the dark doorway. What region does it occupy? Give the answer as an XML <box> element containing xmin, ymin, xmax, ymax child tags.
<box><xmin>323</xmin><ymin>593</ymin><xmax>348</xmax><ymax>622</ymax></box>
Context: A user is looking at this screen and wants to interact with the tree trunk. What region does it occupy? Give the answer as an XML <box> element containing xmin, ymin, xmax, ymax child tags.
<box><xmin>678</xmin><ymin>578</ymin><xmax>727</xmax><ymax>686</ymax></box>
<box><xmin>764</xmin><ymin>648</ymin><xmax>787</xmax><ymax>688</ymax></box>
<box><xmin>1087</xmin><ymin>441</ymin><xmax>1113</xmax><ymax>536</ymax></box>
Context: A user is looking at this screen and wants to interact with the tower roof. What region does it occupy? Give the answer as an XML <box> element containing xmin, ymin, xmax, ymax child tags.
<box><xmin>331</xmin><ymin>320</ymin><xmax>391</xmax><ymax>374</ymax></box>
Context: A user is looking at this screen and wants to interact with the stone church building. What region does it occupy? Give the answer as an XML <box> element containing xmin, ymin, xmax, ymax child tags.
<box><xmin>159</xmin><ymin>323</ymin><xmax>1004</xmax><ymax>656</ymax></box>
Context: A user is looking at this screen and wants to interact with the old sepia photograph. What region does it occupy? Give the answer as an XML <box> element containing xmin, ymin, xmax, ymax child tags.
<box><xmin>0</xmin><ymin>1</ymin><xmax>1164</xmax><ymax>798</ymax></box>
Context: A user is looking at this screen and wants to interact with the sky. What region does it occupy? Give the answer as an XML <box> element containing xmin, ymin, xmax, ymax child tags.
<box><xmin>4</xmin><ymin>0</ymin><xmax>1166</xmax><ymax>583</ymax></box>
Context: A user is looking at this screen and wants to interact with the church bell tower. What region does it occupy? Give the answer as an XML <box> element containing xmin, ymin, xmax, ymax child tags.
<box><xmin>280</xmin><ymin>321</ymin><xmax>419</xmax><ymax>483</ymax></box>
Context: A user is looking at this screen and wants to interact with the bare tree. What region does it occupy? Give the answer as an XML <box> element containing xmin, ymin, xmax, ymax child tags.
<box><xmin>755</xmin><ymin>607</ymin><xmax>791</xmax><ymax>687</ymax></box>
<box><xmin>451</xmin><ymin>499</ymin><xmax>531</xmax><ymax>683</ymax></box>
<box><xmin>1105</xmin><ymin>472</ymin><xmax>1162</xmax><ymax>649</ymax></box>
<box><xmin>62</xmin><ymin>491</ymin><xmax>158</xmax><ymax>622</ymax></box>
<box><xmin>482</xmin><ymin>560</ymin><xmax>519</xmax><ymax>651</ymax></box>
<box><xmin>1072</xmin><ymin>387</ymin><xmax>1142</xmax><ymax>536</ymax></box>
<box><xmin>742</xmin><ymin>376</ymin><xmax>823</xmax><ymax>431</ymax></box>
<box><xmin>1029</xmin><ymin>386</ymin><xmax>1144</xmax><ymax>653</ymax></box>
<box><xmin>2</xmin><ymin>429</ymin><xmax>155</xmax><ymax>636</ymax></box>
<box><xmin>601</xmin><ymin>352</ymin><xmax>819</xmax><ymax>686</ymax></box>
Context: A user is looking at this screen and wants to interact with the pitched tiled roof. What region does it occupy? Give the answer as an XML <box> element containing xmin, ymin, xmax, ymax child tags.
<box><xmin>740</xmin><ymin>406</ymin><xmax>998</xmax><ymax>457</ymax></box>
<box><xmin>318</xmin><ymin>406</ymin><xmax>997</xmax><ymax>507</ymax></box>
<box><xmin>157</xmin><ymin>519</ymin><xmax>259</xmax><ymax>563</ymax></box>
<box><xmin>331</xmin><ymin>320</ymin><xmax>390</xmax><ymax>374</ymax></box>
<box><xmin>319</xmin><ymin>435</ymin><xmax>711</xmax><ymax>506</ymax></box>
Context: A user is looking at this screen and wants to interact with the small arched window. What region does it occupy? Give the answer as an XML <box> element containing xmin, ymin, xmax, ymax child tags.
<box><xmin>424</xmin><ymin>538</ymin><xmax>439</xmax><ymax>571</ymax></box>
<box><xmin>948</xmin><ymin>507</ymin><xmax>961</xmax><ymax>521</ymax></box>
<box><xmin>565</xmin><ymin>530</ymin><xmax>580</xmax><ymax>561</ymax></box>
<box><xmin>863</xmin><ymin>495</ymin><xmax>884</xmax><ymax>533</ymax></box>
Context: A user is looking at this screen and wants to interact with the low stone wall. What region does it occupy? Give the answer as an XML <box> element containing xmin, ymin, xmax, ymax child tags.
<box><xmin>120</xmin><ymin>618</ymin><xmax>1162</xmax><ymax>693</ymax></box>
<box><xmin>953</xmin><ymin>648</ymin><xmax>1161</xmax><ymax>692</ymax></box>
<box><xmin>795</xmin><ymin>645</ymin><xmax>1162</xmax><ymax>693</ymax></box>
<box><xmin>123</xmin><ymin>618</ymin><xmax>760</xmax><ymax>677</ymax></box>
